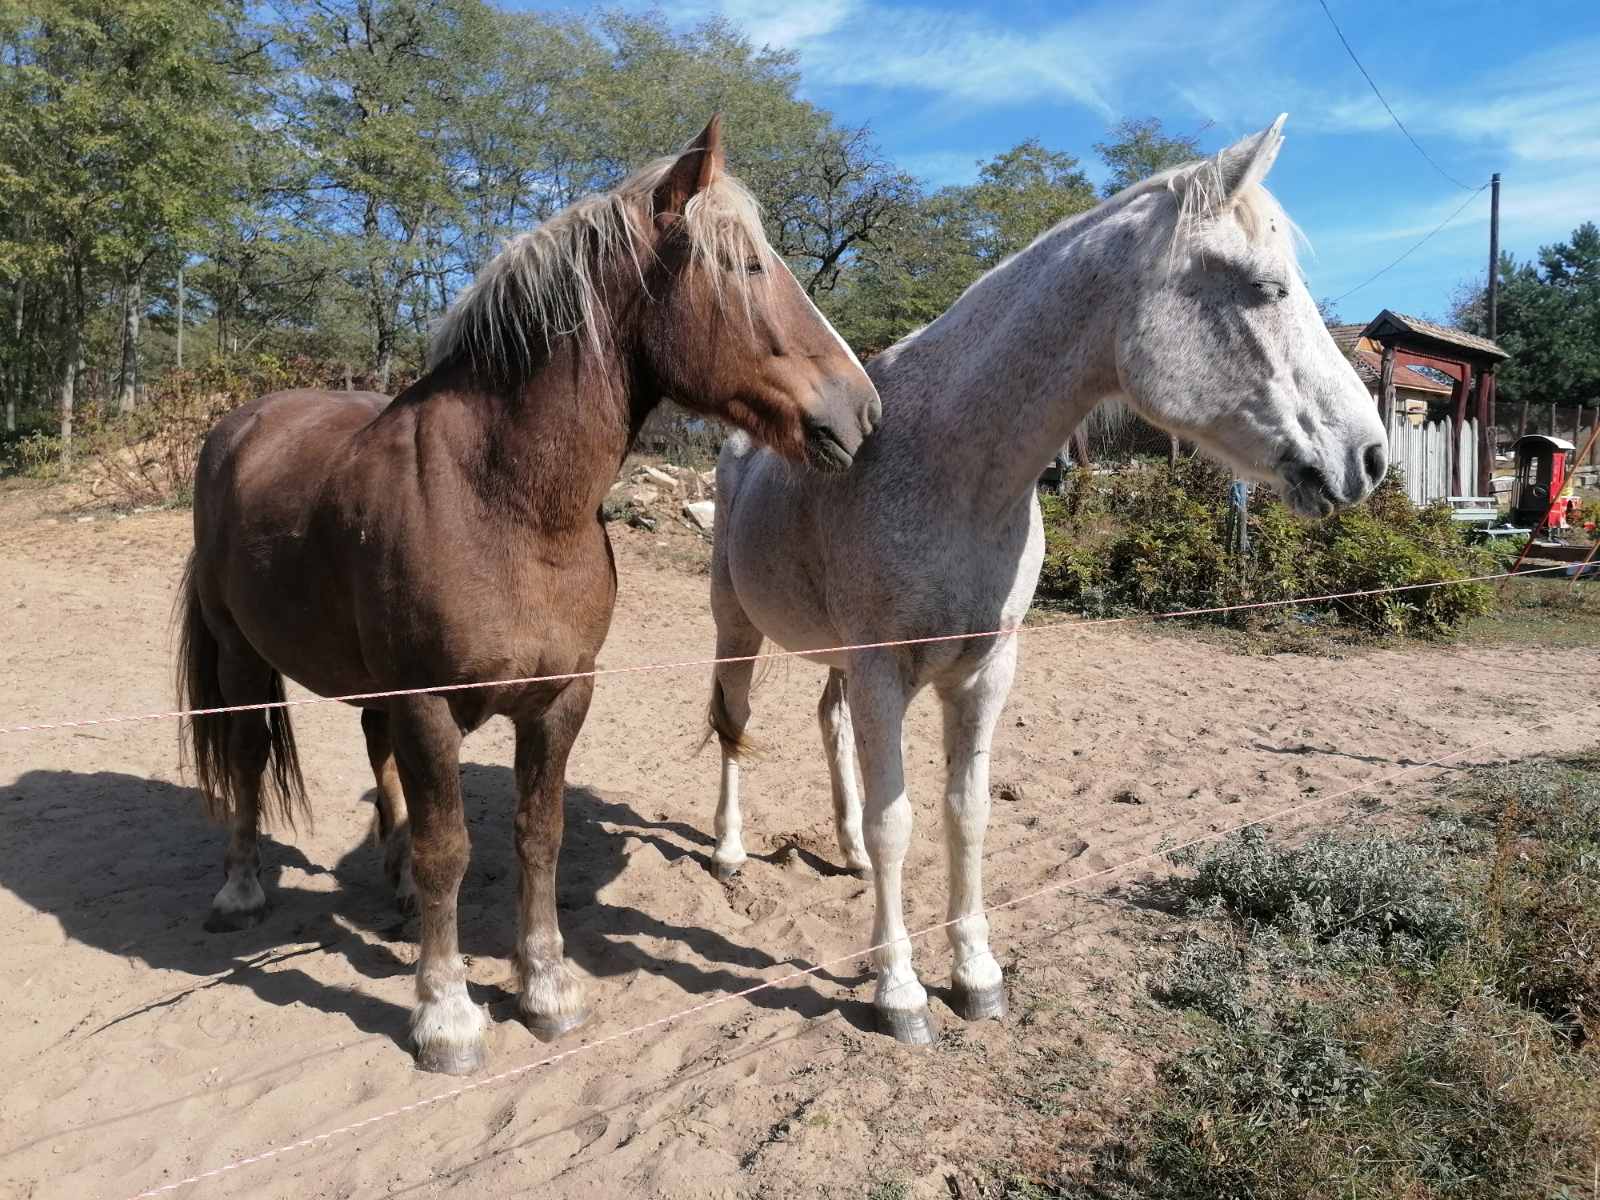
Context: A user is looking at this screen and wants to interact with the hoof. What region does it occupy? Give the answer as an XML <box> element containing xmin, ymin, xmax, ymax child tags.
<box><xmin>415</xmin><ymin>1038</ymin><xmax>487</xmax><ymax>1076</ymax></box>
<box><xmin>204</xmin><ymin>904</ymin><xmax>266</xmax><ymax>933</ymax></box>
<box><xmin>523</xmin><ymin>1008</ymin><xmax>589</xmax><ymax>1043</ymax></box>
<box><xmin>951</xmin><ymin>982</ymin><xmax>1008</xmax><ymax>1022</ymax></box>
<box><xmin>846</xmin><ymin>862</ymin><xmax>874</xmax><ymax>882</ymax></box>
<box><xmin>876</xmin><ymin>1005</ymin><xmax>936</xmax><ymax>1045</ymax></box>
<box><xmin>712</xmin><ymin>858</ymin><xmax>744</xmax><ymax>883</ymax></box>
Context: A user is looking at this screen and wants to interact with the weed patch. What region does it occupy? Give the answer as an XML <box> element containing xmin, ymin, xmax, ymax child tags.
<box><xmin>999</xmin><ymin>752</ymin><xmax>1600</xmax><ymax>1200</ymax></box>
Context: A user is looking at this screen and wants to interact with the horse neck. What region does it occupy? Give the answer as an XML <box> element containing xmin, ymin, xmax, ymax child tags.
<box><xmin>423</xmin><ymin>337</ymin><xmax>643</xmax><ymax>536</ymax></box>
<box><xmin>887</xmin><ymin>211</ymin><xmax>1132</xmax><ymax>518</ymax></box>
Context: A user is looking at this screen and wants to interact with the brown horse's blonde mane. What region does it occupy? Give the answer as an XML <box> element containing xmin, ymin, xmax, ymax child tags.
<box><xmin>428</xmin><ymin>155</ymin><xmax>769</xmax><ymax>373</ymax></box>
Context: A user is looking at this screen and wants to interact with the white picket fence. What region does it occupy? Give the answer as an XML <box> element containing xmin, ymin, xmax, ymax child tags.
<box><xmin>1387</xmin><ymin>412</ymin><xmax>1478</xmax><ymax>506</ymax></box>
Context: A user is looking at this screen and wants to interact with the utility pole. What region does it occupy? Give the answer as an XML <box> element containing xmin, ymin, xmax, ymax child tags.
<box><xmin>1479</xmin><ymin>173</ymin><xmax>1501</xmax><ymax>496</ymax></box>
<box><xmin>1487</xmin><ymin>173</ymin><xmax>1500</xmax><ymax>340</ymax></box>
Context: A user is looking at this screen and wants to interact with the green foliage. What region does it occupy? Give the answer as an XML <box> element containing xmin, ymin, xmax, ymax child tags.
<box><xmin>1170</xmin><ymin>826</ymin><xmax>1467</xmax><ymax>967</ymax></box>
<box><xmin>1035</xmin><ymin>461</ymin><xmax>1495</xmax><ymax>637</ymax></box>
<box><xmin>1453</xmin><ymin>221</ymin><xmax>1600</xmax><ymax>414</ymax></box>
<box><xmin>1092</xmin><ymin>117</ymin><xmax>1204</xmax><ymax>198</ymax></box>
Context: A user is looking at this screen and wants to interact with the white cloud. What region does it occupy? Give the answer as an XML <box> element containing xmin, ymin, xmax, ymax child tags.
<box><xmin>680</xmin><ymin>0</ymin><xmax>1285</xmax><ymax>118</ymax></box>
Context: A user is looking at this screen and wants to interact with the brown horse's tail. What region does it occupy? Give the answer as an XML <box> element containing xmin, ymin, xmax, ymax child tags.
<box><xmin>176</xmin><ymin>551</ymin><xmax>309</xmax><ymax>828</ymax></box>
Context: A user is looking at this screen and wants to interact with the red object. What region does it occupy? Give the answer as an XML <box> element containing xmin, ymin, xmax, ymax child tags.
<box><xmin>1510</xmin><ymin>434</ymin><xmax>1575</xmax><ymax>529</ymax></box>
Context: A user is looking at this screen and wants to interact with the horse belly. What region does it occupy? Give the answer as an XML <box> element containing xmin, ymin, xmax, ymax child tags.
<box><xmin>723</xmin><ymin>473</ymin><xmax>842</xmax><ymax>660</ymax></box>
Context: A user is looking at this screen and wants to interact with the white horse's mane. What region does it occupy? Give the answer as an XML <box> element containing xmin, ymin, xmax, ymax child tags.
<box><xmin>1107</xmin><ymin>158</ymin><xmax>1303</xmax><ymax>265</ymax></box>
<box><xmin>428</xmin><ymin>155</ymin><xmax>768</xmax><ymax>371</ymax></box>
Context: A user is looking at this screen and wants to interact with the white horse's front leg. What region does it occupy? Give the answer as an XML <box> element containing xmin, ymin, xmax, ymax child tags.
<box><xmin>850</xmin><ymin>658</ymin><xmax>932</xmax><ymax>1044</ymax></box>
<box><xmin>937</xmin><ymin>640</ymin><xmax>1016</xmax><ymax>1022</ymax></box>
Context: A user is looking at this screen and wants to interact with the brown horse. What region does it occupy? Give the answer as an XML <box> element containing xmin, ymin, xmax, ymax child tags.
<box><xmin>176</xmin><ymin>116</ymin><xmax>880</xmax><ymax>1075</ymax></box>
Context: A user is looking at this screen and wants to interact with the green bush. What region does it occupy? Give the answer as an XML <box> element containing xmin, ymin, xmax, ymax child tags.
<box><xmin>1037</xmin><ymin>461</ymin><xmax>1495</xmax><ymax>637</ymax></box>
<box><xmin>1169</xmin><ymin>826</ymin><xmax>1467</xmax><ymax>968</ymax></box>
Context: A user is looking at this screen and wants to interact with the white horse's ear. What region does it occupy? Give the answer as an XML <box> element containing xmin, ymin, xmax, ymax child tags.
<box><xmin>1215</xmin><ymin>114</ymin><xmax>1287</xmax><ymax>202</ymax></box>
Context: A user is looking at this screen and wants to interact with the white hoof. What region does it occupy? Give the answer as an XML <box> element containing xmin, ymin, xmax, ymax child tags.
<box><xmin>519</xmin><ymin>960</ymin><xmax>589</xmax><ymax>1042</ymax></box>
<box><xmin>952</xmin><ymin>949</ymin><xmax>1003</xmax><ymax>997</ymax></box>
<box><xmin>411</xmin><ymin>990</ymin><xmax>488</xmax><ymax>1075</ymax></box>
<box><xmin>205</xmin><ymin>872</ymin><xmax>267</xmax><ymax>933</ymax></box>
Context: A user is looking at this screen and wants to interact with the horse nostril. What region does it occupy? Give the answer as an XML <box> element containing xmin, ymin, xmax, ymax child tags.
<box><xmin>1362</xmin><ymin>441</ymin><xmax>1387</xmax><ymax>486</ymax></box>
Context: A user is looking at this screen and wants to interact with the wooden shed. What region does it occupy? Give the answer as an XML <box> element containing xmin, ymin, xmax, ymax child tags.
<box><xmin>1359</xmin><ymin>310</ymin><xmax>1508</xmax><ymax>504</ymax></box>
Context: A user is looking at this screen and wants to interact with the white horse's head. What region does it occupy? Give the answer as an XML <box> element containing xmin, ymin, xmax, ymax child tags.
<box><xmin>1112</xmin><ymin>115</ymin><xmax>1387</xmax><ymax>516</ymax></box>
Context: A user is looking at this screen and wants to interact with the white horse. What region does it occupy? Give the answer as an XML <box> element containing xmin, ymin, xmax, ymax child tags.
<box><xmin>702</xmin><ymin>117</ymin><xmax>1388</xmax><ymax>1043</ymax></box>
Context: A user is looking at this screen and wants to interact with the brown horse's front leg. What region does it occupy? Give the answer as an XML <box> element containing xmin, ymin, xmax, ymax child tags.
<box><xmin>389</xmin><ymin>696</ymin><xmax>486</xmax><ymax>1075</ymax></box>
<box><xmin>513</xmin><ymin>676</ymin><xmax>593</xmax><ymax>1041</ymax></box>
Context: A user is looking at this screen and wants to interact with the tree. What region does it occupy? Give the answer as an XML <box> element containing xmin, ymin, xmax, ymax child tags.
<box><xmin>967</xmin><ymin>140</ymin><xmax>1096</xmax><ymax>265</ymax></box>
<box><xmin>765</xmin><ymin>126</ymin><xmax>920</xmax><ymax>296</ymax></box>
<box><xmin>0</xmin><ymin>0</ymin><xmax>253</xmax><ymax>450</ymax></box>
<box><xmin>268</xmin><ymin>0</ymin><xmax>501</xmax><ymax>389</ymax></box>
<box><xmin>1093</xmin><ymin>116</ymin><xmax>1205</xmax><ymax>197</ymax></box>
<box><xmin>829</xmin><ymin>140</ymin><xmax>1096</xmax><ymax>354</ymax></box>
<box><xmin>1451</xmin><ymin>221</ymin><xmax>1600</xmax><ymax>412</ymax></box>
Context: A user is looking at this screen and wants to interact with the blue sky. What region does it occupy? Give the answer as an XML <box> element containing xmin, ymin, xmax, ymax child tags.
<box><xmin>546</xmin><ymin>0</ymin><xmax>1600</xmax><ymax>326</ymax></box>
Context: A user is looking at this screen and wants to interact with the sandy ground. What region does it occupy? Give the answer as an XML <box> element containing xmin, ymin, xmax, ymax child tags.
<box><xmin>0</xmin><ymin>482</ymin><xmax>1590</xmax><ymax>1200</ymax></box>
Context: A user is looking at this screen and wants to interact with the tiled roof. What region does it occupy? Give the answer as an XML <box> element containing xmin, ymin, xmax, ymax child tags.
<box><xmin>1351</xmin><ymin>349</ymin><xmax>1455</xmax><ymax>395</ymax></box>
<box><xmin>1328</xmin><ymin>323</ymin><xmax>1368</xmax><ymax>356</ymax></box>
<box><xmin>1361</xmin><ymin>310</ymin><xmax>1508</xmax><ymax>360</ymax></box>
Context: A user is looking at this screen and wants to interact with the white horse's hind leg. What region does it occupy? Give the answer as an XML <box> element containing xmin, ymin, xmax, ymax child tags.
<box><xmin>936</xmin><ymin>642</ymin><xmax>1015</xmax><ymax>1022</ymax></box>
<box><xmin>851</xmin><ymin>655</ymin><xmax>933</xmax><ymax>1044</ymax></box>
<box><xmin>708</xmin><ymin>588</ymin><xmax>761</xmax><ymax>881</ymax></box>
<box><xmin>817</xmin><ymin>669</ymin><xmax>871</xmax><ymax>876</ymax></box>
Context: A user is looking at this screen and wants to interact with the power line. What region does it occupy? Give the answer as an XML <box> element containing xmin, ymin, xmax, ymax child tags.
<box><xmin>1331</xmin><ymin>182</ymin><xmax>1488</xmax><ymax>305</ymax></box>
<box><xmin>1315</xmin><ymin>0</ymin><xmax>1476</xmax><ymax>191</ymax></box>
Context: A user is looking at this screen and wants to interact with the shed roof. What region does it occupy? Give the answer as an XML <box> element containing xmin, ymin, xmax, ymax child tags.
<box><xmin>1328</xmin><ymin>323</ymin><xmax>1367</xmax><ymax>356</ymax></box>
<box><xmin>1350</xmin><ymin>349</ymin><xmax>1455</xmax><ymax>395</ymax></box>
<box><xmin>1360</xmin><ymin>309</ymin><xmax>1508</xmax><ymax>362</ymax></box>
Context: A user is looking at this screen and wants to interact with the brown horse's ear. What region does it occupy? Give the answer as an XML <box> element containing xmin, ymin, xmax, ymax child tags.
<box><xmin>653</xmin><ymin>114</ymin><xmax>724</xmax><ymax>218</ymax></box>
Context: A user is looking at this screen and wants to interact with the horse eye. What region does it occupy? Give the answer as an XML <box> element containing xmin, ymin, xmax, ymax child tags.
<box><xmin>743</xmin><ymin>257</ymin><xmax>765</xmax><ymax>275</ymax></box>
<box><xmin>1254</xmin><ymin>279</ymin><xmax>1289</xmax><ymax>301</ymax></box>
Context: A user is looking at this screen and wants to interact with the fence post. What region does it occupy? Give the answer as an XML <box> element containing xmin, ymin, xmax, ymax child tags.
<box><xmin>1229</xmin><ymin>479</ymin><xmax>1250</xmax><ymax>557</ymax></box>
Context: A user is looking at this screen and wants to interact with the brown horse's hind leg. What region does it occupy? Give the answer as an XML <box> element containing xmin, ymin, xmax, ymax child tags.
<box><xmin>204</xmin><ymin>654</ymin><xmax>274</xmax><ymax>933</ymax></box>
<box><xmin>361</xmin><ymin>708</ymin><xmax>416</xmax><ymax>915</ymax></box>
<box><xmin>389</xmin><ymin>695</ymin><xmax>485</xmax><ymax>1075</ymax></box>
<box><xmin>707</xmin><ymin>587</ymin><xmax>761</xmax><ymax>881</ymax></box>
<box><xmin>512</xmin><ymin>677</ymin><xmax>592</xmax><ymax>1041</ymax></box>
<box><xmin>818</xmin><ymin>669</ymin><xmax>872</xmax><ymax>878</ymax></box>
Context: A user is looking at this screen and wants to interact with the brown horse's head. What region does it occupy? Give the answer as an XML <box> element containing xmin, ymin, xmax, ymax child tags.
<box><xmin>632</xmin><ymin>117</ymin><xmax>881</xmax><ymax>471</ymax></box>
<box><xmin>428</xmin><ymin>117</ymin><xmax>879</xmax><ymax>471</ymax></box>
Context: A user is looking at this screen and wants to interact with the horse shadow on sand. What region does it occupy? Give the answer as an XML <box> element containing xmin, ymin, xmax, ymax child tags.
<box><xmin>0</xmin><ymin>759</ymin><xmax>873</xmax><ymax>1061</ymax></box>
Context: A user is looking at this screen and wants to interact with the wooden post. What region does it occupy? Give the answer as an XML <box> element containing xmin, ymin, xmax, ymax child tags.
<box><xmin>176</xmin><ymin>266</ymin><xmax>184</xmax><ymax>371</ymax></box>
<box><xmin>1449</xmin><ymin>366</ymin><xmax>1470</xmax><ymax>496</ymax></box>
<box><xmin>1517</xmin><ymin>398</ymin><xmax>1528</xmax><ymax>438</ymax></box>
<box><xmin>1168</xmin><ymin>433</ymin><xmax>1179</xmax><ymax>468</ymax></box>
<box><xmin>1547</xmin><ymin>401</ymin><xmax>1557</xmax><ymax>437</ymax></box>
<box><xmin>343</xmin><ymin>363</ymin><xmax>354</xmax><ymax>393</ymax></box>
<box><xmin>1477</xmin><ymin>369</ymin><xmax>1494</xmax><ymax>496</ymax></box>
<box><xmin>1378</xmin><ymin>343</ymin><xmax>1396</xmax><ymax>430</ymax></box>
<box><xmin>1573</xmin><ymin>404</ymin><xmax>1583</xmax><ymax>449</ymax></box>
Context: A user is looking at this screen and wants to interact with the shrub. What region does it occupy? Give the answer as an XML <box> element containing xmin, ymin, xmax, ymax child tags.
<box><xmin>1150</xmin><ymin>935</ymin><xmax>1249</xmax><ymax>1026</ymax></box>
<box><xmin>83</xmin><ymin>354</ymin><xmax>362</xmax><ymax>507</ymax></box>
<box><xmin>1169</xmin><ymin>826</ymin><xmax>1467</xmax><ymax>967</ymax></box>
<box><xmin>1036</xmin><ymin>462</ymin><xmax>1495</xmax><ymax>636</ymax></box>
